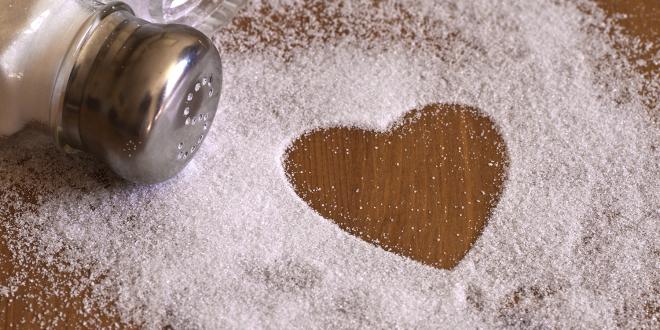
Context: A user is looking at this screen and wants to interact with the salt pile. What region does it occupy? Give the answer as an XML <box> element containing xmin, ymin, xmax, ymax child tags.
<box><xmin>1</xmin><ymin>0</ymin><xmax>658</xmax><ymax>328</ymax></box>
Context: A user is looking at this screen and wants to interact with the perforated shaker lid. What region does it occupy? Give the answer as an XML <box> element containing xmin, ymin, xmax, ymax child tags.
<box><xmin>53</xmin><ymin>2</ymin><xmax>222</xmax><ymax>183</ymax></box>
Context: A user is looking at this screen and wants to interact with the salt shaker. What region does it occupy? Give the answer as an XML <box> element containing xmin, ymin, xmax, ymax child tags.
<box><xmin>0</xmin><ymin>0</ymin><xmax>223</xmax><ymax>183</ymax></box>
<box><xmin>120</xmin><ymin>0</ymin><xmax>247</xmax><ymax>35</ymax></box>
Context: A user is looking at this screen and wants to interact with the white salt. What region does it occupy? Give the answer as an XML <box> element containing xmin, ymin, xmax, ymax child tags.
<box><xmin>0</xmin><ymin>0</ymin><xmax>658</xmax><ymax>328</ymax></box>
<box><xmin>0</xmin><ymin>0</ymin><xmax>92</xmax><ymax>136</ymax></box>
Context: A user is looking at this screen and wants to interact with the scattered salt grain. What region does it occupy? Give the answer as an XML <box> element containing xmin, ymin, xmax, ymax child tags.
<box><xmin>0</xmin><ymin>0</ymin><xmax>658</xmax><ymax>328</ymax></box>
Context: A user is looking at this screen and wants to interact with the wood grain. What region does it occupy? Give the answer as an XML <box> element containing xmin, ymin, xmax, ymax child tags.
<box><xmin>0</xmin><ymin>0</ymin><xmax>657</xmax><ymax>328</ymax></box>
<box><xmin>284</xmin><ymin>104</ymin><xmax>507</xmax><ymax>269</ymax></box>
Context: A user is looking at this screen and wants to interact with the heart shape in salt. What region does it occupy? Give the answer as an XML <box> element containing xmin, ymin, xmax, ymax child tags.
<box><xmin>284</xmin><ymin>104</ymin><xmax>508</xmax><ymax>269</ymax></box>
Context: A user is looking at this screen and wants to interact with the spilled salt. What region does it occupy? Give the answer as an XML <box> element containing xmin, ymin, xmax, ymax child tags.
<box><xmin>1</xmin><ymin>0</ymin><xmax>658</xmax><ymax>328</ymax></box>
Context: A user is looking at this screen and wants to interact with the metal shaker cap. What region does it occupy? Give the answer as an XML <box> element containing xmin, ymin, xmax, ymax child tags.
<box><xmin>53</xmin><ymin>2</ymin><xmax>222</xmax><ymax>183</ymax></box>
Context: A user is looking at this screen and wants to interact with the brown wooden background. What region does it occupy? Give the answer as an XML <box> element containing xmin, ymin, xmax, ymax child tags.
<box><xmin>1</xmin><ymin>0</ymin><xmax>657</xmax><ymax>328</ymax></box>
<box><xmin>284</xmin><ymin>104</ymin><xmax>509</xmax><ymax>270</ymax></box>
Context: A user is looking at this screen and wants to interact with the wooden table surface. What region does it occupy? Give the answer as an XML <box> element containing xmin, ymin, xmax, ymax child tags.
<box><xmin>1</xmin><ymin>0</ymin><xmax>657</xmax><ymax>328</ymax></box>
<box><xmin>284</xmin><ymin>104</ymin><xmax>509</xmax><ymax>270</ymax></box>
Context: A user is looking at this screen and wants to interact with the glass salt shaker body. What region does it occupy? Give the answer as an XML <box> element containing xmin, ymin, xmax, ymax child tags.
<box><xmin>120</xmin><ymin>0</ymin><xmax>246</xmax><ymax>35</ymax></box>
<box><xmin>0</xmin><ymin>0</ymin><xmax>98</xmax><ymax>136</ymax></box>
